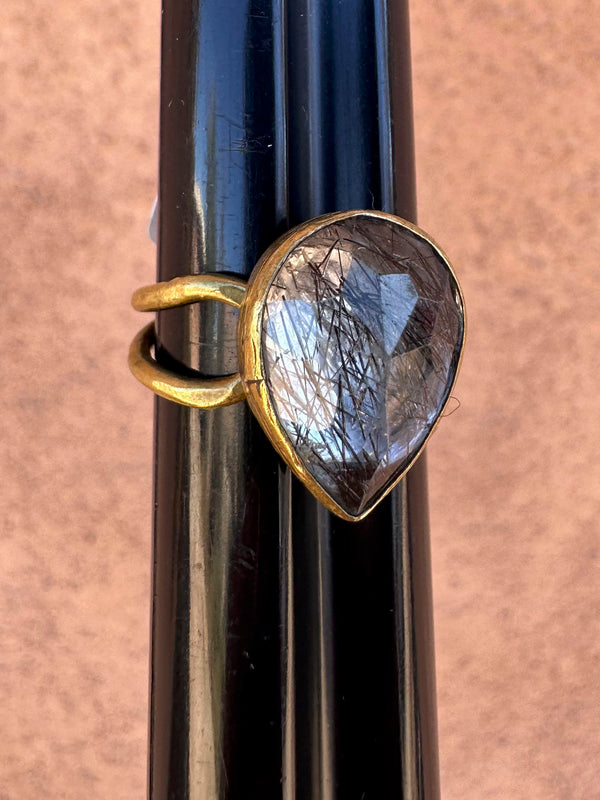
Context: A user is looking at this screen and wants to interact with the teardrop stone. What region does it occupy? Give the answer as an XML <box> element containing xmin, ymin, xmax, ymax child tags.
<box><xmin>262</xmin><ymin>214</ymin><xmax>464</xmax><ymax>518</ymax></box>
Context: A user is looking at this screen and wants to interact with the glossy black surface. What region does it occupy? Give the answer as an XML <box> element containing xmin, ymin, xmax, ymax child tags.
<box><xmin>150</xmin><ymin>1</ymin><xmax>440</xmax><ymax>797</ymax></box>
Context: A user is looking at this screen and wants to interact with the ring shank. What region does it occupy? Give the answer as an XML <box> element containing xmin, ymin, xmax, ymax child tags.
<box><xmin>132</xmin><ymin>274</ymin><xmax>248</xmax><ymax>312</ymax></box>
<box><xmin>129</xmin><ymin>274</ymin><xmax>248</xmax><ymax>408</ymax></box>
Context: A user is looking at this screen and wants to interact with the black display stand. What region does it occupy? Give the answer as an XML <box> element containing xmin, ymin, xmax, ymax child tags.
<box><xmin>149</xmin><ymin>2</ymin><xmax>440</xmax><ymax>797</ymax></box>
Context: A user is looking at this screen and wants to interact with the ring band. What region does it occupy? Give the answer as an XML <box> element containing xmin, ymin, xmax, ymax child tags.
<box><xmin>132</xmin><ymin>273</ymin><xmax>247</xmax><ymax>312</ymax></box>
<box><xmin>129</xmin><ymin>210</ymin><xmax>465</xmax><ymax>520</ymax></box>
<box><xmin>129</xmin><ymin>274</ymin><xmax>248</xmax><ymax>409</ymax></box>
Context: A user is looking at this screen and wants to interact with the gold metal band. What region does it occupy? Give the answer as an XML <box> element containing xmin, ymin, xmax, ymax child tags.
<box><xmin>129</xmin><ymin>274</ymin><xmax>248</xmax><ymax>409</ymax></box>
<box><xmin>131</xmin><ymin>274</ymin><xmax>247</xmax><ymax>312</ymax></box>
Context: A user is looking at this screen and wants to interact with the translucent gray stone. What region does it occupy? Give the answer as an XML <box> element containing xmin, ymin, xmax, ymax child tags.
<box><xmin>262</xmin><ymin>215</ymin><xmax>464</xmax><ymax>517</ymax></box>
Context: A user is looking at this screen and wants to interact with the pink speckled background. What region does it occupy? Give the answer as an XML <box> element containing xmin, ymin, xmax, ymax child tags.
<box><xmin>1</xmin><ymin>1</ymin><xmax>599</xmax><ymax>797</ymax></box>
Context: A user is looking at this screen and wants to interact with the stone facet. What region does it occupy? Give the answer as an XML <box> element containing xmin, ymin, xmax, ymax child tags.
<box><xmin>261</xmin><ymin>214</ymin><xmax>464</xmax><ymax>518</ymax></box>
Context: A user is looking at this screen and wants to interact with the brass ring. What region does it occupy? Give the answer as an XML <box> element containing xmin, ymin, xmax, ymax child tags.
<box><xmin>129</xmin><ymin>274</ymin><xmax>247</xmax><ymax>409</ymax></box>
<box><xmin>129</xmin><ymin>211</ymin><xmax>465</xmax><ymax>521</ymax></box>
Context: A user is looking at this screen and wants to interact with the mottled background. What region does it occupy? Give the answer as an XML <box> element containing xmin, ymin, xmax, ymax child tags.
<box><xmin>1</xmin><ymin>1</ymin><xmax>598</xmax><ymax>797</ymax></box>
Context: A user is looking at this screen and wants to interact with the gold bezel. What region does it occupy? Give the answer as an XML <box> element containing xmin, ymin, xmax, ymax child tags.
<box><xmin>237</xmin><ymin>209</ymin><xmax>466</xmax><ymax>522</ymax></box>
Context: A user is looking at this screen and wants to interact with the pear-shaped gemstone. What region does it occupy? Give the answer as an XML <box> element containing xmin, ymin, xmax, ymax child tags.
<box><xmin>262</xmin><ymin>214</ymin><xmax>464</xmax><ymax>518</ymax></box>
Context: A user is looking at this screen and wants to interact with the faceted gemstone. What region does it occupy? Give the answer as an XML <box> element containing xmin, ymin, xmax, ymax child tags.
<box><xmin>262</xmin><ymin>214</ymin><xmax>464</xmax><ymax>517</ymax></box>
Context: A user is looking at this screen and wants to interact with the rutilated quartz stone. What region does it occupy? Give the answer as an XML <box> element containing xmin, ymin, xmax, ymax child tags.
<box><xmin>262</xmin><ymin>214</ymin><xmax>464</xmax><ymax>517</ymax></box>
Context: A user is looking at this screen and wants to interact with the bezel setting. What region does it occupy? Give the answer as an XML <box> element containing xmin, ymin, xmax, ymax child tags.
<box><xmin>237</xmin><ymin>209</ymin><xmax>465</xmax><ymax>522</ymax></box>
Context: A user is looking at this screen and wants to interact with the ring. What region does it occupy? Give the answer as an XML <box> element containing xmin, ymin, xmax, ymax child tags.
<box><xmin>130</xmin><ymin>210</ymin><xmax>465</xmax><ymax>521</ymax></box>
